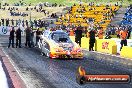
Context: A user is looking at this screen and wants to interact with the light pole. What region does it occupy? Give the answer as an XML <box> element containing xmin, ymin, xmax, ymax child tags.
<box><xmin>30</xmin><ymin>10</ymin><xmax>31</xmax><ymax>26</ymax></box>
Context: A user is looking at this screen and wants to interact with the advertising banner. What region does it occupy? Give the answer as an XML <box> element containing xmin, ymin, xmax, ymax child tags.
<box><xmin>0</xmin><ymin>26</ymin><xmax>10</xmax><ymax>35</ymax></box>
<box><xmin>0</xmin><ymin>26</ymin><xmax>25</xmax><ymax>36</ymax></box>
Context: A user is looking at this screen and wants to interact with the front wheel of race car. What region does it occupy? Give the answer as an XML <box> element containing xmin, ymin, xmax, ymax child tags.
<box><xmin>40</xmin><ymin>50</ymin><xmax>45</xmax><ymax>56</ymax></box>
<box><xmin>40</xmin><ymin>47</ymin><xmax>45</xmax><ymax>56</ymax></box>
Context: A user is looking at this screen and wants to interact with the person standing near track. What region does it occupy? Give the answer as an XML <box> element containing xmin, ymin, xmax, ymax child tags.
<box><xmin>25</xmin><ymin>25</ymin><xmax>31</xmax><ymax>48</ymax></box>
<box><xmin>120</xmin><ymin>27</ymin><xmax>128</xmax><ymax>51</ymax></box>
<box><xmin>89</xmin><ymin>27</ymin><xmax>96</xmax><ymax>51</ymax></box>
<box><xmin>8</xmin><ymin>26</ymin><xmax>15</xmax><ymax>48</ymax></box>
<box><xmin>30</xmin><ymin>27</ymin><xmax>35</xmax><ymax>47</ymax></box>
<box><xmin>35</xmin><ymin>28</ymin><xmax>42</xmax><ymax>46</ymax></box>
<box><xmin>16</xmin><ymin>27</ymin><xmax>22</xmax><ymax>48</ymax></box>
<box><xmin>75</xmin><ymin>25</ymin><xmax>83</xmax><ymax>47</ymax></box>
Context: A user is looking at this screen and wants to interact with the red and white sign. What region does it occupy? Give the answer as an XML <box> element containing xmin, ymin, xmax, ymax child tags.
<box><xmin>102</xmin><ymin>42</ymin><xmax>109</xmax><ymax>50</ymax></box>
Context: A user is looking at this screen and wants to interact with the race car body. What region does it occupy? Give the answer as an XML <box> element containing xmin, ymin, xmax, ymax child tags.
<box><xmin>38</xmin><ymin>30</ymin><xmax>83</xmax><ymax>59</ymax></box>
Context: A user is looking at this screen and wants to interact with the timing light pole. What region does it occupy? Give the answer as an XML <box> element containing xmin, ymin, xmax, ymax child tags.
<box><xmin>29</xmin><ymin>8</ymin><xmax>32</xmax><ymax>27</ymax></box>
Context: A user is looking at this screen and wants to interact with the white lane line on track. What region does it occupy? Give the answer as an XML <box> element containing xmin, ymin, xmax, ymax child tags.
<box><xmin>0</xmin><ymin>61</ymin><xmax>9</xmax><ymax>88</ymax></box>
<box><xmin>2</xmin><ymin>48</ymin><xmax>28</xmax><ymax>88</ymax></box>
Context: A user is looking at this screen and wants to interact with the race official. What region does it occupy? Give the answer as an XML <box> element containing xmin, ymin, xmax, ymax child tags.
<box><xmin>25</xmin><ymin>26</ymin><xmax>31</xmax><ymax>47</ymax></box>
<box><xmin>89</xmin><ymin>28</ymin><xmax>96</xmax><ymax>51</ymax></box>
<box><xmin>8</xmin><ymin>26</ymin><xmax>15</xmax><ymax>48</ymax></box>
<box><xmin>35</xmin><ymin>28</ymin><xmax>42</xmax><ymax>46</ymax></box>
<box><xmin>75</xmin><ymin>25</ymin><xmax>82</xmax><ymax>46</ymax></box>
<box><xmin>16</xmin><ymin>27</ymin><xmax>22</xmax><ymax>48</ymax></box>
<box><xmin>30</xmin><ymin>28</ymin><xmax>35</xmax><ymax>47</ymax></box>
<box><xmin>120</xmin><ymin>28</ymin><xmax>128</xmax><ymax>51</ymax></box>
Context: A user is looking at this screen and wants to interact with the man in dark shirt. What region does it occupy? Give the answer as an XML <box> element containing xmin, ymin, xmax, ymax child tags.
<box><xmin>35</xmin><ymin>28</ymin><xmax>42</xmax><ymax>46</ymax></box>
<box><xmin>30</xmin><ymin>28</ymin><xmax>35</xmax><ymax>47</ymax></box>
<box><xmin>16</xmin><ymin>27</ymin><xmax>22</xmax><ymax>48</ymax></box>
<box><xmin>8</xmin><ymin>26</ymin><xmax>15</xmax><ymax>48</ymax></box>
<box><xmin>25</xmin><ymin>26</ymin><xmax>31</xmax><ymax>47</ymax></box>
<box><xmin>75</xmin><ymin>25</ymin><xmax>83</xmax><ymax>46</ymax></box>
<box><xmin>89</xmin><ymin>28</ymin><xmax>96</xmax><ymax>51</ymax></box>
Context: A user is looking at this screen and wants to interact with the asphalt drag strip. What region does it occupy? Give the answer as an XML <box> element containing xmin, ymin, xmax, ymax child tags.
<box><xmin>1</xmin><ymin>46</ymin><xmax>132</xmax><ymax>88</ymax></box>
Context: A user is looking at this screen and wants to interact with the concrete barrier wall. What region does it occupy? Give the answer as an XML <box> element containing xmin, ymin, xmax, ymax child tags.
<box><xmin>111</xmin><ymin>38</ymin><xmax>132</xmax><ymax>53</ymax></box>
<box><xmin>69</xmin><ymin>36</ymin><xmax>117</xmax><ymax>54</ymax></box>
<box><xmin>0</xmin><ymin>61</ymin><xmax>9</xmax><ymax>88</ymax></box>
<box><xmin>95</xmin><ymin>39</ymin><xmax>117</xmax><ymax>54</ymax></box>
<box><xmin>120</xmin><ymin>46</ymin><xmax>132</xmax><ymax>59</ymax></box>
<box><xmin>70</xmin><ymin>36</ymin><xmax>132</xmax><ymax>58</ymax></box>
<box><xmin>81</xmin><ymin>37</ymin><xmax>89</xmax><ymax>49</ymax></box>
